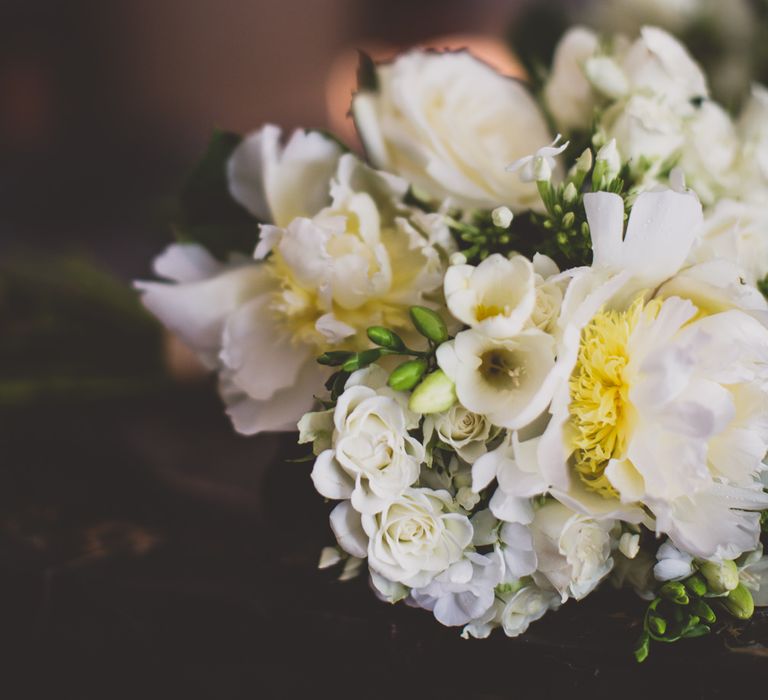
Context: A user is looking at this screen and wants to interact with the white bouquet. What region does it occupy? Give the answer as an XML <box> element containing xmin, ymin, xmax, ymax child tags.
<box><xmin>138</xmin><ymin>26</ymin><xmax>768</xmax><ymax>660</ymax></box>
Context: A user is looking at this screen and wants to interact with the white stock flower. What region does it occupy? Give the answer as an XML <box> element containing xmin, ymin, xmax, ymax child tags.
<box><xmin>437</xmin><ymin>329</ymin><xmax>556</xmax><ymax>430</ymax></box>
<box><xmin>310</xmin><ymin>366</ymin><xmax>424</xmax><ymax>514</ymax></box>
<box><xmin>507</xmin><ymin>135</ymin><xmax>569</xmax><ymax>184</ymax></box>
<box><xmin>530</xmin><ymin>501</ymin><xmax>616</xmax><ymax>601</ymax></box>
<box><xmin>538</xmin><ymin>188</ymin><xmax>768</xmax><ymax>560</ymax></box>
<box><xmin>423</xmin><ymin>405</ymin><xmax>495</xmax><ymax>464</ymax></box>
<box><xmin>410</xmin><ymin>548</ymin><xmax>505</xmax><ymax>627</ymax></box>
<box><xmin>352</xmin><ymin>49</ymin><xmax>553</xmax><ymax>211</ymax></box>
<box><xmin>444</xmin><ymin>254</ymin><xmax>536</xmax><ymax>338</ymax></box>
<box><xmin>362</xmin><ymin>487</ymin><xmax>473</xmax><ymax>588</ymax></box>
<box><xmin>227</xmin><ymin>124</ymin><xmax>343</xmax><ymax>226</ymax></box>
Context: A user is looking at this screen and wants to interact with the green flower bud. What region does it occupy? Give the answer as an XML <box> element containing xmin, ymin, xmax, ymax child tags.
<box><xmin>684</xmin><ymin>624</ymin><xmax>711</xmax><ymax>639</ymax></box>
<box><xmin>724</xmin><ymin>583</ymin><xmax>755</xmax><ymax>620</ymax></box>
<box><xmin>648</xmin><ymin>614</ymin><xmax>667</xmax><ymax>636</ymax></box>
<box><xmin>387</xmin><ymin>359</ymin><xmax>427</xmax><ymax>391</ymax></box>
<box><xmin>684</xmin><ymin>573</ymin><xmax>707</xmax><ymax>598</ymax></box>
<box><xmin>409</xmin><ymin>369</ymin><xmax>456</xmax><ymax>414</ymax></box>
<box><xmin>409</xmin><ymin>306</ymin><xmax>448</xmax><ymax>344</ymax></box>
<box><xmin>660</xmin><ymin>581</ymin><xmax>689</xmax><ymax>605</ymax></box>
<box><xmin>561</xmin><ymin>212</ymin><xmax>575</xmax><ymax>229</ymax></box>
<box><xmin>367</xmin><ymin>326</ymin><xmax>405</xmax><ymax>350</ymax></box>
<box><xmin>342</xmin><ymin>348</ymin><xmax>381</xmax><ymax>372</ymax></box>
<box><xmin>691</xmin><ymin>599</ymin><xmax>716</xmax><ymax>624</ymax></box>
<box><xmin>317</xmin><ymin>350</ymin><xmax>354</xmax><ymax>366</ymax></box>
<box><xmin>701</xmin><ymin>560</ymin><xmax>739</xmax><ymax>594</ymax></box>
<box><xmin>634</xmin><ymin>633</ymin><xmax>650</xmax><ymax>663</ymax></box>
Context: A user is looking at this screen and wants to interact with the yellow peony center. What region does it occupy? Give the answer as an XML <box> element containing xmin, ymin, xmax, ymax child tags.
<box><xmin>568</xmin><ymin>297</ymin><xmax>661</xmax><ymax>498</ymax></box>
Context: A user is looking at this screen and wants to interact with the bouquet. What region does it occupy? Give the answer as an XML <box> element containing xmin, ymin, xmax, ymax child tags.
<box><xmin>137</xmin><ymin>25</ymin><xmax>768</xmax><ymax>661</ymax></box>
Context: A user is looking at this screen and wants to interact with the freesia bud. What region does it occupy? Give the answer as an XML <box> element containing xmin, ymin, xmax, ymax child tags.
<box><xmin>409</xmin><ymin>369</ymin><xmax>456</xmax><ymax>414</ymax></box>
<box><xmin>700</xmin><ymin>560</ymin><xmax>739</xmax><ymax>594</ymax></box>
<box><xmin>410</xmin><ymin>306</ymin><xmax>448</xmax><ymax>344</ymax></box>
<box><xmin>491</xmin><ymin>206</ymin><xmax>514</xmax><ymax>228</ymax></box>
<box><xmin>563</xmin><ymin>182</ymin><xmax>578</xmax><ymax>204</ymax></box>
<box><xmin>575</xmin><ymin>148</ymin><xmax>593</xmax><ymax>173</ymax></box>
<box><xmin>724</xmin><ymin>583</ymin><xmax>755</xmax><ymax>620</ymax></box>
<box><xmin>596</xmin><ymin>139</ymin><xmax>621</xmax><ymax>180</ymax></box>
<box><xmin>367</xmin><ymin>326</ymin><xmax>405</xmax><ymax>350</ymax></box>
<box><xmin>388</xmin><ymin>359</ymin><xmax>427</xmax><ymax>391</ymax></box>
<box><xmin>449</xmin><ymin>252</ymin><xmax>468</xmax><ymax>266</ymax></box>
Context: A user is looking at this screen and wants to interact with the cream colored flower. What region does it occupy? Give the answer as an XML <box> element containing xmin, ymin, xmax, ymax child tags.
<box><xmin>353</xmin><ymin>49</ymin><xmax>553</xmax><ymax>211</ymax></box>
<box><xmin>423</xmin><ymin>405</ymin><xmax>496</xmax><ymax>464</ymax></box>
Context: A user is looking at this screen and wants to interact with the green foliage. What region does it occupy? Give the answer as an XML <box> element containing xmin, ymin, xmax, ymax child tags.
<box><xmin>0</xmin><ymin>256</ymin><xmax>168</xmax><ymax>405</ymax></box>
<box><xmin>172</xmin><ymin>130</ymin><xmax>260</xmax><ymax>261</ymax></box>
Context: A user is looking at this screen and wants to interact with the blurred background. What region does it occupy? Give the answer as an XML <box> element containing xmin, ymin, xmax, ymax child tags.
<box><xmin>3</xmin><ymin>1</ymin><xmax>768</xmax><ymax>697</ymax></box>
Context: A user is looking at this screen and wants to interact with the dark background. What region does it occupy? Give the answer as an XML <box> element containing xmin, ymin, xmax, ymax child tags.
<box><xmin>2</xmin><ymin>1</ymin><xmax>768</xmax><ymax>697</ymax></box>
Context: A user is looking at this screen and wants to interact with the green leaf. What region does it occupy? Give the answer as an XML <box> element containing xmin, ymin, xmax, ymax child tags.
<box><xmin>173</xmin><ymin>129</ymin><xmax>259</xmax><ymax>261</ymax></box>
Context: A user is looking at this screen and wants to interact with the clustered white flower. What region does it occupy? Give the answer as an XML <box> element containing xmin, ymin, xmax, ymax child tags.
<box><xmin>139</xmin><ymin>31</ymin><xmax>768</xmax><ymax>646</ymax></box>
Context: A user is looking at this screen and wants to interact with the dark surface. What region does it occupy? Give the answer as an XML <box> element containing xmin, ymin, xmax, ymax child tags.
<box><xmin>2</xmin><ymin>384</ymin><xmax>768</xmax><ymax>699</ymax></box>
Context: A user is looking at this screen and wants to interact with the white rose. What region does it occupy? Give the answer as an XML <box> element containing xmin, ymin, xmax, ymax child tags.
<box><xmin>353</xmin><ymin>49</ymin><xmax>553</xmax><ymax>211</ymax></box>
<box><xmin>530</xmin><ymin>501</ymin><xmax>616</xmax><ymax>601</ymax></box>
<box><xmin>436</xmin><ymin>329</ymin><xmax>555</xmax><ymax>430</ymax></box>
<box><xmin>362</xmin><ymin>487</ymin><xmax>473</xmax><ymax>588</ymax></box>
<box><xmin>464</xmin><ymin>584</ymin><xmax>560</xmax><ymax>639</ymax></box>
<box><xmin>424</xmin><ymin>405</ymin><xmax>496</xmax><ymax>464</ymax></box>
<box><xmin>544</xmin><ymin>27</ymin><xmax>601</xmax><ymax>133</ymax></box>
<box><xmin>444</xmin><ymin>254</ymin><xmax>536</xmax><ymax>338</ymax></box>
<box><xmin>311</xmin><ymin>366</ymin><xmax>424</xmax><ymax>514</ymax></box>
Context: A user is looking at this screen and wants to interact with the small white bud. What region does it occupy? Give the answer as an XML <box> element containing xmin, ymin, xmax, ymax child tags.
<box><xmin>596</xmin><ymin>138</ymin><xmax>621</xmax><ymax>180</ymax></box>
<box><xmin>491</xmin><ymin>206</ymin><xmax>514</xmax><ymax>228</ymax></box>
<box><xmin>619</xmin><ymin>533</ymin><xmax>640</xmax><ymax>560</ymax></box>
<box><xmin>533</xmin><ymin>155</ymin><xmax>552</xmax><ymax>182</ymax></box>
<box><xmin>449</xmin><ymin>252</ymin><xmax>468</xmax><ymax>266</ymax></box>
<box><xmin>669</xmin><ymin>167</ymin><xmax>687</xmax><ymax>192</ymax></box>
<box><xmin>563</xmin><ymin>182</ymin><xmax>578</xmax><ymax>204</ymax></box>
<box><xmin>575</xmin><ymin>148</ymin><xmax>593</xmax><ymax>173</ymax></box>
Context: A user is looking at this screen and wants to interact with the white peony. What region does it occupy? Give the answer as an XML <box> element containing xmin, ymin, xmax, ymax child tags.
<box><xmin>538</xmin><ymin>188</ymin><xmax>768</xmax><ymax>560</ymax></box>
<box><xmin>437</xmin><ymin>328</ymin><xmax>556</xmax><ymax>430</ymax></box>
<box><xmin>227</xmin><ymin>124</ymin><xmax>343</xmax><ymax>227</ymax></box>
<box><xmin>530</xmin><ymin>501</ymin><xmax>616</xmax><ymax>601</ymax></box>
<box><xmin>362</xmin><ymin>487</ymin><xmax>473</xmax><ymax>588</ymax></box>
<box><xmin>693</xmin><ymin>198</ymin><xmax>768</xmax><ymax>286</ymax></box>
<box><xmin>310</xmin><ymin>366</ymin><xmax>424</xmax><ymax>514</ymax></box>
<box><xmin>444</xmin><ymin>254</ymin><xmax>536</xmax><ymax>339</ymax></box>
<box><xmin>353</xmin><ymin>49</ymin><xmax>553</xmax><ymax>211</ymax></box>
<box><xmin>139</xmin><ymin>152</ymin><xmax>448</xmax><ymax>435</ymax></box>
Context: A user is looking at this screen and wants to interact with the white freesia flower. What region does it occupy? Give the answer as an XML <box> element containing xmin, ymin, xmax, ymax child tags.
<box><xmin>352</xmin><ymin>49</ymin><xmax>553</xmax><ymax>211</ymax></box>
<box><xmin>538</xmin><ymin>188</ymin><xmax>768</xmax><ymax>560</ymax></box>
<box><xmin>423</xmin><ymin>405</ymin><xmax>495</xmax><ymax>464</ymax></box>
<box><xmin>437</xmin><ymin>328</ymin><xmax>556</xmax><ymax>430</ymax></box>
<box><xmin>227</xmin><ymin>124</ymin><xmax>343</xmax><ymax>226</ymax></box>
<box><xmin>530</xmin><ymin>501</ymin><xmax>616</xmax><ymax>601</ymax></box>
<box><xmin>310</xmin><ymin>366</ymin><xmax>424</xmax><ymax>514</ymax></box>
<box><xmin>362</xmin><ymin>488</ymin><xmax>474</xmax><ymax>588</ymax></box>
<box><xmin>444</xmin><ymin>254</ymin><xmax>536</xmax><ymax>338</ymax></box>
<box><xmin>410</xmin><ymin>548</ymin><xmax>505</xmax><ymax>627</ymax></box>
